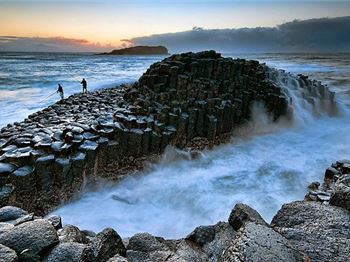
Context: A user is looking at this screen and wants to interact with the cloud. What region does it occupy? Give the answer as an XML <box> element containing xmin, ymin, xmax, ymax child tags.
<box><xmin>130</xmin><ymin>16</ymin><xmax>350</xmax><ymax>53</ymax></box>
<box><xmin>0</xmin><ymin>36</ymin><xmax>116</xmax><ymax>52</ymax></box>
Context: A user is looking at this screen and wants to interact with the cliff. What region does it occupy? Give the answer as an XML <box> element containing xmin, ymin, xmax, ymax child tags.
<box><xmin>99</xmin><ymin>46</ymin><xmax>169</xmax><ymax>55</ymax></box>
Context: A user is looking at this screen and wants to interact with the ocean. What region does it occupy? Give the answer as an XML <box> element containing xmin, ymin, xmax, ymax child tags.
<box><xmin>1</xmin><ymin>52</ymin><xmax>350</xmax><ymax>238</ymax></box>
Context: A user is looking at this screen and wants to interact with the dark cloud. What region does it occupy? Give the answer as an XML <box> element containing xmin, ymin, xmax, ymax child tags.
<box><xmin>0</xmin><ymin>36</ymin><xmax>115</xmax><ymax>52</ymax></box>
<box><xmin>130</xmin><ymin>16</ymin><xmax>350</xmax><ymax>53</ymax></box>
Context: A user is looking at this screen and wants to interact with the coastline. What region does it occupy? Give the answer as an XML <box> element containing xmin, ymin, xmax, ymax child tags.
<box><xmin>0</xmin><ymin>51</ymin><xmax>348</xmax><ymax>261</ymax></box>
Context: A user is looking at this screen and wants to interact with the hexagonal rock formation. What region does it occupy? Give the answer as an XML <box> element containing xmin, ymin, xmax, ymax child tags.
<box><xmin>0</xmin><ymin>50</ymin><xmax>327</xmax><ymax>214</ymax></box>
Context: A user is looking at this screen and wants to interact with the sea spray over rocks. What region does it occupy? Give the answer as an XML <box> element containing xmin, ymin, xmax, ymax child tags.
<box><xmin>0</xmin><ymin>166</ymin><xmax>348</xmax><ymax>261</ymax></box>
<box><xmin>0</xmin><ymin>51</ymin><xmax>347</xmax><ymax>261</ymax></box>
<box><xmin>1</xmin><ymin>50</ymin><xmax>330</xmax><ymax>214</ymax></box>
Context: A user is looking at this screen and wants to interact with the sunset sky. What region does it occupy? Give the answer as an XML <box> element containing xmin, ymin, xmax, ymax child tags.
<box><xmin>1</xmin><ymin>0</ymin><xmax>350</xmax><ymax>49</ymax></box>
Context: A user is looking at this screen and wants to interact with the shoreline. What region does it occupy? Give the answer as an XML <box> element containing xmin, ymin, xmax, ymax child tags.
<box><xmin>0</xmin><ymin>50</ymin><xmax>347</xmax><ymax>261</ymax></box>
<box><xmin>0</xmin><ymin>162</ymin><xmax>348</xmax><ymax>261</ymax></box>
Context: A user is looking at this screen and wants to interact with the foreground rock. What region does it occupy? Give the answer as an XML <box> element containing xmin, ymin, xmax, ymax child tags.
<box><xmin>272</xmin><ymin>201</ymin><xmax>350</xmax><ymax>262</ymax></box>
<box><xmin>221</xmin><ymin>222</ymin><xmax>303</xmax><ymax>262</ymax></box>
<box><xmin>0</xmin><ymin>166</ymin><xmax>348</xmax><ymax>262</ymax></box>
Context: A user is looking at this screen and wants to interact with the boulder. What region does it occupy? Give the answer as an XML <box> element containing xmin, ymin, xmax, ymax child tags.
<box><xmin>220</xmin><ymin>222</ymin><xmax>303</xmax><ymax>262</ymax></box>
<box><xmin>43</xmin><ymin>242</ymin><xmax>92</xmax><ymax>262</ymax></box>
<box><xmin>128</xmin><ymin>233</ymin><xmax>170</xmax><ymax>253</ymax></box>
<box><xmin>46</xmin><ymin>215</ymin><xmax>62</xmax><ymax>230</ymax></box>
<box><xmin>329</xmin><ymin>174</ymin><xmax>350</xmax><ymax>210</ymax></box>
<box><xmin>0</xmin><ymin>244</ymin><xmax>18</xmax><ymax>262</ymax></box>
<box><xmin>201</xmin><ymin>222</ymin><xmax>236</xmax><ymax>262</ymax></box>
<box><xmin>58</xmin><ymin>225</ymin><xmax>88</xmax><ymax>243</ymax></box>
<box><xmin>0</xmin><ymin>219</ymin><xmax>58</xmax><ymax>260</ymax></box>
<box><xmin>0</xmin><ymin>206</ymin><xmax>28</xmax><ymax>223</ymax></box>
<box><xmin>127</xmin><ymin>233</ymin><xmax>174</xmax><ymax>262</ymax></box>
<box><xmin>165</xmin><ymin>240</ymin><xmax>208</xmax><ymax>262</ymax></box>
<box><xmin>186</xmin><ymin>225</ymin><xmax>216</xmax><ymax>247</ymax></box>
<box><xmin>271</xmin><ymin>201</ymin><xmax>350</xmax><ymax>262</ymax></box>
<box><xmin>228</xmin><ymin>203</ymin><xmax>267</xmax><ymax>230</ymax></box>
<box><xmin>88</xmin><ymin>228</ymin><xmax>126</xmax><ymax>261</ymax></box>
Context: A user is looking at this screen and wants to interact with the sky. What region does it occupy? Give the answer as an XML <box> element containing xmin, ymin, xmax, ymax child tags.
<box><xmin>0</xmin><ymin>0</ymin><xmax>350</xmax><ymax>52</ymax></box>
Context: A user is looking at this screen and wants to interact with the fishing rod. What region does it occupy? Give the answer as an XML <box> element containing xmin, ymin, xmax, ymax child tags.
<box><xmin>38</xmin><ymin>91</ymin><xmax>57</xmax><ymax>103</ymax></box>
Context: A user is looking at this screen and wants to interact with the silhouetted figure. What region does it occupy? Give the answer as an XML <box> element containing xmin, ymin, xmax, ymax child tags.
<box><xmin>81</xmin><ymin>78</ymin><xmax>87</xmax><ymax>94</ymax></box>
<box><xmin>57</xmin><ymin>84</ymin><xmax>64</xmax><ymax>99</ymax></box>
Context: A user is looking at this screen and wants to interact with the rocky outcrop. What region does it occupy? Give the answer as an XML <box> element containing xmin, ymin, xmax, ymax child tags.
<box><xmin>99</xmin><ymin>46</ymin><xmax>169</xmax><ymax>55</ymax></box>
<box><xmin>272</xmin><ymin>201</ymin><xmax>350</xmax><ymax>262</ymax></box>
<box><xmin>305</xmin><ymin>160</ymin><xmax>350</xmax><ymax>210</ymax></box>
<box><xmin>0</xmin><ymin>160</ymin><xmax>349</xmax><ymax>262</ymax></box>
<box><xmin>0</xmin><ymin>50</ymin><xmax>344</xmax><ymax>261</ymax></box>
<box><xmin>271</xmin><ymin>160</ymin><xmax>350</xmax><ymax>262</ymax></box>
<box><xmin>0</xmin><ymin>203</ymin><xmax>304</xmax><ymax>262</ymax></box>
<box><xmin>0</xmin><ymin>50</ymin><xmax>307</xmax><ymax>214</ymax></box>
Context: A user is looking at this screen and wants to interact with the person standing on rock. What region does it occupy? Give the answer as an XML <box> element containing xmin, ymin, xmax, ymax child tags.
<box><xmin>81</xmin><ymin>78</ymin><xmax>87</xmax><ymax>94</ymax></box>
<box><xmin>57</xmin><ymin>84</ymin><xmax>64</xmax><ymax>100</ymax></box>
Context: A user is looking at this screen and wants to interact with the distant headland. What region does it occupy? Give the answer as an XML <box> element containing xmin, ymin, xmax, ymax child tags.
<box><xmin>98</xmin><ymin>45</ymin><xmax>169</xmax><ymax>55</ymax></box>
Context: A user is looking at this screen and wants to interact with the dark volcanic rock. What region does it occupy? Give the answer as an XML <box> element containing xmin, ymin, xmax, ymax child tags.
<box><xmin>0</xmin><ymin>219</ymin><xmax>58</xmax><ymax>260</ymax></box>
<box><xmin>43</xmin><ymin>242</ymin><xmax>92</xmax><ymax>262</ymax></box>
<box><xmin>0</xmin><ymin>243</ymin><xmax>18</xmax><ymax>262</ymax></box>
<box><xmin>0</xmin><ymin>206</ymin><xmax>28</xmax><ymax>222</ymax></box>
<box><xmin>271</xmin><ymin>201</ymin><xmax>350</xmax><ymax>262</ymax></box>
<box><xmin>46</xmin><ymin>215</ymin><xmax>62</xmax><ymax>230</ymax></box>
<box><xmin>88</xmin><ymin>228</ymin><xmax>126</xmax><ymax>261</ymax></box>
<box><xmin>228</xmin><ymin>203</ymin><xmax>267</xmax><ymax>230</ymax></box>
<box><xmin>186</xmin><ymin>225</ymin><xmax>216</xmax><ymax>247</ymax></box>
<box><xmin>220</xmin><ymin>222</ymin><xmax>303</xmax><ymax>262</ymax></box>
<box><xmin>58</xmin><ymin>225</ymin><xmax>88</xmax><ymax>243</ymax></box>
<box><xmin>127</xmin><ymin>233</ymin><xmax>174</xmax><ymax>262</ymax></box>
<box><xmin>330</xmin><ymin>174</ymin><xmax>350</xmax><ymax>210</ymax></box>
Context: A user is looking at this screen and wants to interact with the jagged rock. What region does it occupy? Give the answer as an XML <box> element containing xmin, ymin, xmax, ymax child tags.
<box><xmin>220</xmin><ymin>222</ymin><xmax>303</xmax><ymax>262</ymax></box>
<box><xmin>166</xmin><ymin>240</ymin><xmax>208</xmax><ymax>262</ymax></box>
<box><xmin>127</xmin><ymin>233</ymin><xmax>174</xmax><ymax>262</ymax></box>
<box><xmin>202</xmin><ymin>222</ymin><xmax>236</xmax><ymax>262</ymax></box>
<box><xmin>186</xmin><ymin>225</ymin><xmax>216</xmax><ymax>247</ymax></box>
<box><xmin>330</xmin><ymin>174</ymin><xmax>350</xmax><ymax>210</ymax></box>
<box><xmin>271</xmin><ymin>201</ymin><xmax>350</xmax><ymax>262</ymax></box>
<box><xmin>128</xmin><ymin>233</ymin><xmax>170</xmax><ymax>253</ymax></box>
<box><xmin>228</xmin><ymin>203</ymin><xmax>267</xmax><ymax>230</ymax></box>
<box><xmin>0</xmin><ymin>206</ymin><xmax>28</xmax><ymax>222</ymax></box>
<box><xmin>0</xmin><ymin>244</ymin><xmax>18</xmax><ymax>262</ymax></box>
<box><xmin>58</xmin><ymin>225</ymin><xmax>88</xmax><ymax>243</ymax></box>
<box><xmin>43</xmin><ymin>242</ymin><xmax>92</xmax><ymax>262</ymax></box>
<box><xmin>0</xmin><ymin>219</ymin><xmax>58</xmax><ymax>260</ymax></box>
<box><xmin>88</xmin><ymin>228</ymin><xmax>126</xmax><ymax>261</ymax></box>
<box><xmin>47</xmin><ymin>215</ymin><xmax>62</xmax><ymax>230</ymax></box>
